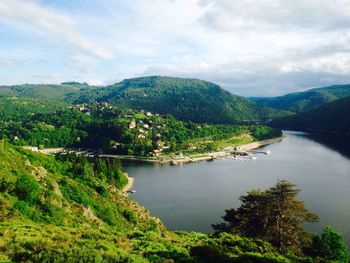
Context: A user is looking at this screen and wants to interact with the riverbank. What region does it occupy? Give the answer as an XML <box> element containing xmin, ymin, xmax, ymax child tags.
<box><xmin>100</xmin><ymin>135</ymin><xmax>285</xmax><ymax>165</ymax></box>
<box><xmin>28</xmin><ymin>135</ymin><xmax>285</xmax><ymax>165</ymax></box>
<box><xmin>239</xmin><ymin>136</ymin><xmax>285</xmax><ymax>151</ymax></box>
<box><xmin>123</xmin><ymin>176</ymin><xmax>134</xmax><ymax>192</ymax></box>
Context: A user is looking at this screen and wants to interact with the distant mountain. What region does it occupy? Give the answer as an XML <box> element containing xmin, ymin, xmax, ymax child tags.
<box><xmin>0</xmin><ymin>83</ymin><xmax>94</xmax><ymax>100</ymax></box>
<box><xmin>251</xmin><ymin>84</ymin><xmax>350</xmax><ymax>113</ymax></box>
<box><xmin>270</xmin><ymin>96</ymin><xmax>350</xmax><ymax>135</ymax></box>
<box><xmin>72</xmin><ymin>76</ymin><xmax>289</xmax><ymax>124</ymax></box>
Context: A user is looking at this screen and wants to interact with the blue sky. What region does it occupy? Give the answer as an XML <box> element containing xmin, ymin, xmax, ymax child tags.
<box><xmin>1</xmin><ymin>0</ymin><xmax>350</xmax><ymax>96</ymax></box>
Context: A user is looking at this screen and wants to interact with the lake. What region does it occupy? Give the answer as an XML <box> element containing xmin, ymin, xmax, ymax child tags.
<box><xmin>123</xmin><ymin>131</ymin><xmax>350</xmax><ymax>244</ymax></box>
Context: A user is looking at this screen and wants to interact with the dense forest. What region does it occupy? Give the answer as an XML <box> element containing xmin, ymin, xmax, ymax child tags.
<box><xmin>72</xmin><ymin>76</ymin><xmax>289</xmax><ymax>123</ymax></box>
<box><xmin>0</xmin><ymin>141</ymin><xmax>347</xmax><ymax>262</ymax></box>
<box><xmin>251</xmin><ymin>84</ymin><xmax>350</xmax><ymax>113</ymax></box>
<box><xmin>270</xmin><ymin>96</ymin><xmax>350</xmax><ymax>135</ymax></box>
<box><xmin>1</xmin><ymin>76</ymin><xmax>289</xmax><ymax>124</ymax></box>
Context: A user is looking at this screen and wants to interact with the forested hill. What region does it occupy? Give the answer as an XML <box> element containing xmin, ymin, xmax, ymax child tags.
<box><xmin>251</xmin><ymin>84</ymin><xmax>350</xmax><ymax>113</ymax></box>
<box><xmin>270</xmin><ymin>96</ymin><xmax>350</xmax><ymax>135</ymax></box>
<box><xmin>0</xmin><ymin>82</ymin><xmax>95</xmax><ymax>100</ymax></box>
<box><xmin>71</xmin><ymin>76</ymin><xmax>289</xmax><ymax>123</ymax></box>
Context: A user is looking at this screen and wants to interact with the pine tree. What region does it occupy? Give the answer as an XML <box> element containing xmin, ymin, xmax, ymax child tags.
<box><xmin>213</xmin><ymin>180</ymin><xmax>318</xmax><ymax>254</ymax></box>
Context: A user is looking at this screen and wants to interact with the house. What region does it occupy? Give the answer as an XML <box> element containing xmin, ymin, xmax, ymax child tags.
<box><xmin>129</xmin><ymin>120</ymin><xmax>136</xmax><ymax>129</ymax></box>
<box><xmin>146</xmin><ymin>111</ymin><xmax>152</xmax><ymax>116</ymax></box>
<box><xmin>152</xmin><ymin>149</ymin><xmax>163</xmax><ymax>157</ymax></box>
<box><xmin>76</xmin><ymin>104</ymin><xmax>86</xmax><ymax>111</ymax></box>
<box><xmin>143</xmin><ymin>124</ymin><xmax>149</xmax><ymax>129</ymax></box>
<box><xmin>137</xmin><ymin>134</ymin><xmax>146</xmax><ymax>139</ymax></box>
<box><xmin>111</xmin><ymin>142</ymin><xmax>121</xmax><ymax>149</ymax></box>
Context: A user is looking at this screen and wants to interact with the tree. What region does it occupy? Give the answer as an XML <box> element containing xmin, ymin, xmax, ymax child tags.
<box><xmin>311</xmin><ymin>226</ymin><xmax>349</xmax><ymax>262</ymax></box>
<box><xmin>213</xmin><ymin>180</ymin><xmax>318</xmax><ymax>254</ymax></box>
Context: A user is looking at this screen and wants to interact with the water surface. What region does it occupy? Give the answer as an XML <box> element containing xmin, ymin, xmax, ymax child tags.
<box><xmin>123</xmin><ymin>131</ymin><xmax>350</xmax><ymax>244</ymax></box>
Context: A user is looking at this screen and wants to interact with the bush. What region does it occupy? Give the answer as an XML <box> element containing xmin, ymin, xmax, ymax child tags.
<box><xmin>312</xmin><ymin>226</ymin><xmax>349</xmax><ymax>262</ymax></box>
<box><xmin>123</xmin><ymin>210</ymin><xmax>138</xmax><ymax>225</ymax></box>
<box><xmin>13</xmin><ymin>200</ymin><xmax>40</xmax><ymax>221</ymax></box>
<box><xmin>13</xmin><ymin>174</ymin><xmax>41</xmax><ymax>204</ymax></box>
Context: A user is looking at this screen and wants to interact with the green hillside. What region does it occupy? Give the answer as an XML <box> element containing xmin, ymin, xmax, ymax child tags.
<box><xmin>270</xmin><ymin>96</ymin><xmax>350</xmax><ymax>135</ymax></box>
<box><xmin>251</xmin><ymin>84</ymin><xmax>350</xmax><ymax>113</ymax></box>
<box><xmin>0</xmin><ymin>83</ymin><xmax>95</xmax><ymax>101</ymax></box>
<box><xmin>72</xmin><ymin>76</ymin><xmax>288</xmax><ymax>123</ymax></box>
<box><xmin>0</xmin><ymin>97</ymin><xmax>281</xmax><ymax>157</ymax></box>
<box><xmin>0</xmin><ymin>140</ymin><xmax>323</xmax><ymax>262</ymax></box>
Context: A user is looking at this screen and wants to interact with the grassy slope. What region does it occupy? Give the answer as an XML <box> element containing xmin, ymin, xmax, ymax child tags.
<box><xmin>251</xmin><ymin>84</ymin><xmax>350</xmax><ymax>113</ymax></box>
<box><xmin>0</xmin><ymin>140</ymin><xmax>311</xmax><ymax>262</ymax></box>
<box><xmin>270</xmin><ymin>96</ymin><xmax>350</xmax><ymax>135</ymax></box>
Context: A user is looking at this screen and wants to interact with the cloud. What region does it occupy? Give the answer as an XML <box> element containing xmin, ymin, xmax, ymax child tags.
<box><xmin>1</xmin><ymin>0</ymin><xmax>350</xmax><ymax>96</ymax></box>
<box><xmin>198</xmin><ymin>0</ymin><xmax>350</xmax><ymax>31</ymax></box>
<box><xmin>0</xmin><ymin>58</ymin><xmax>32</xmax><ymax>68</ymax></box>
<box><xmin>0</xmin><ymin>0</ymin><xmax>114</xmax><ymax>59</ymax></box>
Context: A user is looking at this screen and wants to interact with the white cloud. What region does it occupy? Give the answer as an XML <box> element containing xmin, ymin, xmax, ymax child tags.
<box><xmin>0</xmin><ymin>0</ymin><xmax>114</xmax><ymax>59</ymax></box>
<box><xmin>1</xmin><ymin>0</ymin><xmax>350</xmax><ymax>95</ymax></box>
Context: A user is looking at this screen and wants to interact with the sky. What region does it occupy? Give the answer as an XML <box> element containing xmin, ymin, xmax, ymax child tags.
<box><xmin>1</xmin><ymin>0</ymin><xmax>350</xmax><ymax>96</ymax></box>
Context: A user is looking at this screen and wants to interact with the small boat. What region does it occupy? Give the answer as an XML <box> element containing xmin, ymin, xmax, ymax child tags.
<box><xmin>127</xmin><ymin>190</ymin><xmax>136</xmax><ymax>194</ymax></box>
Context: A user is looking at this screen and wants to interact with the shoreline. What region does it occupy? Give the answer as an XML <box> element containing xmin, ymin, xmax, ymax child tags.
<box><xmin>29</xmin><ymin>135</ymin><xmax>285</xmax><ymax>165</ymax></box>
<box><xmin>100</xmin><ymin>135</ymin><xmax>285</xmax><ymax>165</ymax></box>
<box><xmin>238</xmin><ymin>136</ymin><xmax>285</xmax><ymax>152</ymax></box>
<box><xmin>122</xmin><ymin>176</ymin><xmax>134</xmax><ymax>192</ymax></box>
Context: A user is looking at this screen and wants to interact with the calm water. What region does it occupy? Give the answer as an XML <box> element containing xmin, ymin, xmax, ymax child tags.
<box><xmin>123</xmin><ymin>131</ymin><xmax>350</xmax><ymax>244</ymax></box>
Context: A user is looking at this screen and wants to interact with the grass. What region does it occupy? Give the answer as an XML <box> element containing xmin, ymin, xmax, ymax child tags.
<box><xmin>214</xmin><ymin>134</ymin><xmax>255</xmax><ymax>148</ymax></box>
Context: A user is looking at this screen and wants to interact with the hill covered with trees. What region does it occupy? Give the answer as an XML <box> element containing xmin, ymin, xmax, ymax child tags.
<box><xmin>0</xmin><ymin>76</ymin><xmax>289</xmax><ymax>124</ymax></box>
<box><xmin>70</xmin><ymin>76</ymin><xmax>289</xmax><ymax>123</ymax></box>
<box><xmin>270</xmin><ymin>96</ymin><xmax>350</xmax><ymax>135</ymax></box>
<box><xmin>0</xmin><ymin>97</ymin><xmax>281</xmax><ymax>157</ymax></box>
<box><xmin>0</xmin><ymin>82</ymin><xmax>96</xmax><ymax>101</ymax></box>
<box><xmin>251</xmin><ymin>84</ymin><xmax>350</xmax><ymax>113</ymax></box>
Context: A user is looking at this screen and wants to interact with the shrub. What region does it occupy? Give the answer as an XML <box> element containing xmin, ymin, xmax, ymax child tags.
<box><xmin>13</xmin><ymin>174</ymin><xmax>41</xmax><ymax>204</ymax></box>
<box><xmin>312</xmin><ymin>226</ymin><xmax>349</xmax><ymax>262</ymax></box>
<box><xmin>123</xmin><ymin>210</ymin><xmax>138</xmax><ymax>225</ymax></box>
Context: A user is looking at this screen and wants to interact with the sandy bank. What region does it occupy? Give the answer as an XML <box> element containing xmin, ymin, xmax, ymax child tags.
<box><xmin>122</xmin><ymin>176</ymin><xmax>134</xmax><ymax>192</ymax></box>
<box><xmin>239</xmin><ymin>136</ymin><xmax>285</xmax><ymax>152</ymax></box>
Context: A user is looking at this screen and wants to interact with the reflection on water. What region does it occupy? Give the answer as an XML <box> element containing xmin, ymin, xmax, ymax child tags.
<box><xmin>123</xmin><ymin>131</ymin><xmax>350</xmax><ymax>245</ymax></box>
<box><xmin>305</xmin><ymin>133</ymin><xmax>350</xmax><ymax>159</ymax></box>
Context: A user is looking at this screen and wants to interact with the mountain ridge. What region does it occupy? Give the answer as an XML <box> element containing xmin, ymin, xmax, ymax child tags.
<box><xmin>270</xmin><ymin>96</ymin><xmax>350</xmax><ymax>135</ymax></box>
<box><xmin>250</xmin><ymin>84</ymin><xmax>350</xmax><ymax>113</ymax></box>
<box><xmin>71</xmin><ymin>76</ymin><xmax>289</xmax><ymax>123</ymax></box>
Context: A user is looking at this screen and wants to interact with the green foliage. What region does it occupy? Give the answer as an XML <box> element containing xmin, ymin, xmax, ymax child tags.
<box><xmin>251</xmin><ymin>126</ymin><xmax>282</xmax><ymax>140</ymax></box>
<box><xmin>251</xmin><ymin>84</ymin><xmax>350</xmax><ymax>113</ymax></box>
<box><xmin>213</xmin><ymin>180</ymin><xmax>318</xmax><ymax>254</ymax></box>
<box><xmin>56</xmin><ymin>153</ymin><xmax>128</xmax><ymax>190</ymax></box>
<box><xmin>73</xmin><ymin>76</ymin><xmax>288</xmax><ymax>123</ymax></box>
<box><xmin>0</xmin><ymin>138</ymin><xmax>338</xmax><ymax>262</ymax></box>
<box><xmin>271</xmin><ymin>96</ymin><xmax>350</xmax><ymax>135</ymax></box>
<box><xmin>123</xmin><ymin>210</ymin><xmax>138</xmax><ymax>225</ymax></box>
<box><xmin>13</xmin><ymin>174</ymin><xmax>41</xmax><ymax>204</ymax></box>
<box><xmin>310</xmin><ymin>226</ymin><xmax>349</xmax><ymax>262</ymax></box>
<box><xmin>13</xmin><ymin>200</ymin><xmax>40</xmax><ymax>221</ymax></box>
<box><xmin>0</xmin><ymin>97</ymin><xmax>282</xmax><ymax>156</ymax></box>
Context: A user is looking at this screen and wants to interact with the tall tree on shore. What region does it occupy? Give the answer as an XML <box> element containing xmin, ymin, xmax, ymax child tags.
<box><xmin>213</xmin><ymin>180</ymin><xmax>318</xmax><ymax>254</ymax></box>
